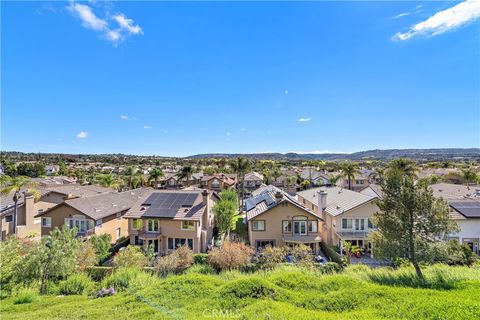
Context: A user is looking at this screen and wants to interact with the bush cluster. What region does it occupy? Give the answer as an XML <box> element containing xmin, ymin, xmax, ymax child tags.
<box><xmin>58</xmin><ymin>274</ymin><xmax>95</xmax><ymax>295</ymax></box>
<box><xmin>155</xmin><ymin>245</ymin><xmax>194</xmax><ymax>276</ymax></box>
<box><xmin>208</xmin><ymin>241</ymin><xmax>254</xmax><ymax>271</ymax></box>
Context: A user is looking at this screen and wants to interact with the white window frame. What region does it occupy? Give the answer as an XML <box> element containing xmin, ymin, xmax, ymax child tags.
<box><xmin>342</xmin><ymin>218</ymin><xmax>353</xmax><ymax>230</ymax></box>
<box><xmin>252</xmin><ymin>220</ymin><xmax>265</xmax><ymax>231</ymax></box>
<box><xmin>42</xmin><ymin>217</ymin><xmax>52</xmax><ymax>227</ymax></box>
<box><xmin>308</xmin><ymin>221</ymin><xmax>317</xmax><ymax>233</ymax></box>
<box><xmin>147</xmin><ymin>219</ymin><xmax>159</xmax><ymax>232</ymax></box>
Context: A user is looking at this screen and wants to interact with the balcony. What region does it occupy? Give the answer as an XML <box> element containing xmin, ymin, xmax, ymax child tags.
<box><xmin>283</xmin><ymin>234</ymin><xmax>322</xmax><ymax>243</ymax></box>
<box><xmin>137</xmin><ymin>228</ymin><xmax>162</xmax><ymax>239</ymax></box>
<box><xmin>76</xmin><ymin>229</ymin><xmax>95</xmax><ymax>237</ymax></box>
<box><xmin>337</xmin><ymin>230</ymin><xmax>369</xmax><ymax>239</ymax></box>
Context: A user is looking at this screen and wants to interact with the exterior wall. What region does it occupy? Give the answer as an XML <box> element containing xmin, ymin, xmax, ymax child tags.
<box><xmin>40</xmin><ymin>204</ymin><xmax>127</xmax><ymax>243</ymax></box>
<box><xmin>450</xmin><ymin>219</ymin><xmax>480</xmax><ymax>254</ymax></box>
<box><xmin>248</xmin><ymin>202</ymin><xmax>322</xmax><ymax>253</ymax></box>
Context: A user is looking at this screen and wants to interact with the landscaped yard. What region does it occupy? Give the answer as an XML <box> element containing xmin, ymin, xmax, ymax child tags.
<box><xmin>2</xmin><ymin>264</ymin><xmax>479</xmax><ymax>320</ymax></box>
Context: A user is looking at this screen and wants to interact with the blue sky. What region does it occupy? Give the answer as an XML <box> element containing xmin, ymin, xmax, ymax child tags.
<box><xmin>1</xmin><ymin>1</ymin><xmax>479</xmax><ymax>156</ymax></box>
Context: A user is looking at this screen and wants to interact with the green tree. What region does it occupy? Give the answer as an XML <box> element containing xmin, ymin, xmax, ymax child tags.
<box><xmin>388</xmin><ymin>158</ymin><xmax>417</xmax><ymax>178</ymax></box>
<box><xmin>371</xmin><ymin>169</ymin><xmax>458</xmax><ymax>279</ymax></box>
<box><xmin>230</xmin><ymin>157</ymin><xmax>251</xmax><ymax>209</ymax></box>
<box><xmin>213</xmin><ymin>198</ymin><xmax>239</xmax><ymax>241</ymax></box>
<box><xmin>340</xmin><ymin>161</ymin><xmax>359</xmax><ymax>190</ymax></box>
<box><xmin>148</xmin><ymin>167</ymin><xmax>164</xmax><ymax>188</ymax></box>
<box><xmin>113</xmin><ymin>246</ymin><xmax>147</xmax><ymax>269</ymax></box>
<box><xmin>1</xmin><ymin>176</ymin><xmax>37</xmax><ymax>234</ymax></box>
<box><xmin>328</xmin><ymin>174</ymin><xmax>342</xmax><ymax>186</ymax></box>
<box><xmin>28</xmin><ymin>226</ymin><xmax>80</xmax><ymax>294</ymax></box>
<box><xmin>58</xmin><ymin>162</ymin><xmax>68</xmax><ymax>176</ymax></box>
<box><xmin>96</xmin><ymin>173</ymin><xmax>121</xmax><ymax>190</ymax></box>
<box><xmin>177</xmin><ymin>165</ymin><xmax>194</xmax><ymax>187</ymax></box>
<box><xmin>218</xmin><ymin>189</ymin><xmax>239</xmax><ymax>203</ymax></box>
<box><xmin>89</xmin><ymin>234</ymin><xmax>112</xmax><ymax>263</ymax></box>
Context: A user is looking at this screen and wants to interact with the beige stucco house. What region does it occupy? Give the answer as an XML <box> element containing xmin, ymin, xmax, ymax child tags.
<box><xmin>200</xmin><ymin>174</ymin><xmax>237</xmax><ymax>192</ymax></box>
<box><xmin>35</xmin><ymin>189</ymin><xmax>148</xmax><ymax>242</ymax></box>
<box><xmin>297</xmin><ymin>186</ymin><xmax>379</xmax><ymax>251</ymax></box>
<box><xmin>123</xmin><ymin>189</ymin><xmax>218</xmax><ymax>254</ymax></box>
<box><xmin>246</xmin><ymin>186</ymin><xmax>323</xmax><ymax>253</ymax></box>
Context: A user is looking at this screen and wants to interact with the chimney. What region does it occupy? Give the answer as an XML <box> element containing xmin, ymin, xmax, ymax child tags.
<box><xmin>317</xmin><ymin>190</ymin><xmax>327</xmax><ymax>211</ymax></box>
<box><xmin>202</xmin><ymin>189</ymin><xmax>209</xmax><ymax>206</ymax></box>
<box><xmin>24</xmin><ymin>192</ymin><xmax>35</xmax><ymax>229</ymax></box>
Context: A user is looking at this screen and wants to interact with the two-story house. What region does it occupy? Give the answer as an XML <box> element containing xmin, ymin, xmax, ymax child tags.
<box><xmin>35</xmin><ymin>189</ymin><xmax>148</xmax><ymax>242</ymax></box>
<box><xmin>246</xmin><ymin>185</ymin><xmax>323</xmax><ymax>253</ymax></box>
<box><xmin>337</xmin><ymin>174</ymin><xmax>370</xmax><ymax>191</ymax></box>
<box><xmin>200</xmin><ymin>174</ymin><xmax>236</xmax><ymax>192</ymax></box>
<box><xmin>297</xmin><ymin>186</ymin><xmax>379</xmax><ymax>251</ymax></box>
<box><xmin>124</xmin><ymin>189</ymin><xmax>218</xmax><ymax>254</ymax></box>
<box><xmin>242</xmin><ymin>172</ymin><xmax>264</xmax><ymax>197</ymax></box>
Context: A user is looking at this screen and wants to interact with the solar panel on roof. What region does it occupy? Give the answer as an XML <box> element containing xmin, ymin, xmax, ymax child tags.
<box><xmin>142</xmin><ymin>192</ymin><xmax>199</xmax><ymax>218</ymax></box>
<box><xmin>450</xmin><ymin>201</ymin><xmax>480</xmax><ymax>218</ymax></box>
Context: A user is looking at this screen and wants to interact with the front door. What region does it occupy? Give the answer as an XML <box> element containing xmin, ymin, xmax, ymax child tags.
<box><xmin>293</xmin><ymin>221</ymin><xmax>307</xmax><ymax>235</ymax></box>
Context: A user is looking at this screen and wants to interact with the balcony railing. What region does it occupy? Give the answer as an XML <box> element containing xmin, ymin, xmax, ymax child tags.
<box><xmin>337</xmin><ymin>230</ymin><xmax>369</xmax><ymax>239</ymax></box>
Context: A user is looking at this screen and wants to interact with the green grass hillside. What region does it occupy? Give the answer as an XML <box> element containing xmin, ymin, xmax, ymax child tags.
<box><xmin>2</xmin><ymin>264</ymin><xmax>480</xmax><ymax>320</ymax></box>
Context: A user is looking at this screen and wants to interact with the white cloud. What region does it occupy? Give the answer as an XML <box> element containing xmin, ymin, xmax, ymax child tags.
<box><xmin>393</xmin><ymin>0</ymin><xmax>480</xmax><ymax>41</ymax></box>
<box><xmin>392</xmin><ymin>12</ymin><xmax>410</xmax><ymax>19</ymax></box>
<box><xmin>120</xmin><ymin>115</ymin><xmax>129</xmax><ymax>120</ymax></box>
<box><xmin>240</xmin><ymin>127</ymin><xmax>247</xmax><ymax>132</ymax></box>
<box><xmin>76</xmin><ymin>131</ymin><xmax>88</xmax><ymax>138</ymax></box>
<box><xmin>66</xmin><ymin>1</ymin><xmax>143</xmax><ymax>44</ymax></box>
<box><xmin>143</xmin><ymin>125</ymin><xmax>151</xmax><ymax>129</ymax></box>
<box><xmin>298</xmin><ymin>118</ymin><xmax>311</xmax><ymax>122</ymax></box>
<box><xmin>284</xmin><ymin>90</ymin><xmax>289</xmax><ymax>95</ymax></box>
<box><xmin>67</xmin><ymin>2</ymin><xmax>107</xmax><ymax>31</ymax></box>
<box><xmin>226</xmin><ymin>132</ymin><xmax>231</xmax><ymax>136</ymax></box>
<box><xmin>113</xmin><ymin>14</ymin><xmax>143</xmax><ymax>35</ymax></box>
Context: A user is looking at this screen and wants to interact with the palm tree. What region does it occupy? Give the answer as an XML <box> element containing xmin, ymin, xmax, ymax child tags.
<box><xmin>177</xmin><ymin>165</ymin><xmax>194</xmax><ymax>187</ymax></box>
<box><xmin>230</xmin><ymin>157</ymin><xmax>251</xmax><ymax>209</ymax></box>
<box><xmin>96</xmin><ymin>174</ymin><xmax>121</xmax><ymax>190</ymax></box>
<box><xmin>124</xmin><ymin>166</ymin><xmax>138</xmax><ymax>189</ymax></box>
<box><xmin>0</xmin><ymin>176</ymin><xmax>37</xmax><ymax>234</ymax></box>
<box><xmin>368</xmin><ymin>167</ymin><xmax>385</xmax><ymax>184</ymax></box>
<box><xmin>388</xmin><ymin>158</ymin><xmax>417</xmax><ymax>178</ymax></box>
<box><xmin>340</xmin><ymin>161</ymin><xmax>359</xmax><ymax>190</ymax></box>
<box><xmin>328</xmin><ymin>174</ymin><xmax>342</xmax><ymax>186</ymax></box>
<box><xmin>300</xmin><ymin>180</ymin><xmax>310</xmax><ymax>190</ymax></box>
<box><xmin>148</xmin><ymin>168</ymin><xmax>164</xmax><ymax>188</ymax></box>
<box><xmin>271</xmin><ymin>167</ymin><xmax>282</xmax><ymax>186</ymax></box>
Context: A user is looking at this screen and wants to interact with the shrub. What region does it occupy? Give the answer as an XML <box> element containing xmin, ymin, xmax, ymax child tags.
<box><xmin>76</xmin><ymin>241</ymin><xmax>98</xmax><ymax>271</ymax></box>
<box><xmin>103</xmin><ymin>268</ymin><xmax>142</xmax><ymax>290</ymax></box>
<box><xmin>13</xmin><ymin>289</ymin><xmax>38</xmax><ymax>305</ymax></box>
<box><xmin>318</xmin><ymin>262</ymin><xmax>341</xmax><ymax>274</ymax></box>
<box><xmin>255</xmin><ymin>246</ymin><xmax>286</xmax><ymax>269</ymax></box>
<box><xmin>89</xmin><ymin>234</ymin><xmax>112</xmax><ymax>263</ymax></box>
<box><xmin>86</xmin><ymin>266</ymin><xmax>114</xmax><ymax>281</ymax></box>
<box><xmin>288</xmin><ymin>244</ymin><xmax>313</xmax><ymax>267</ymax></box>
<box><xmin>208</xmin><ymin>241</ymin><xmax>253</xmax><ymax>271</ymax></box>
<box><xmin>321</xmin><ymin>243</ymin><xmax>345</xmax><ymax>266</ymax></box>
<box><xmin>113</xmin><ymin>246</ymin><xmax>147</xmax><ymax>269</ymax></box>
<box><xmin>185</xmin><ymin>264</ymin><xmax>216</xmax><ymax>275</ymax></box>
<box><xmin>58</xmin><ymin>274</ymin><xmax>95</xmax><ymax>295</ymax></box>
<box><xmin>155</xmin><ymin>245</ymin><xmax>194</xmax><ymax>276</ymax></box>
<box><xmin>193</xmin><ymin>253</ymin><xmax>209</xmax><ymax>265</ymax></box>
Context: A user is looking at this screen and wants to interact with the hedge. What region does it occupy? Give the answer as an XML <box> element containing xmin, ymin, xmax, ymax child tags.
<box><xmin>321</xmin><ymin>242</ymin><xmax>345</xmax><ymax>266</ymax></box>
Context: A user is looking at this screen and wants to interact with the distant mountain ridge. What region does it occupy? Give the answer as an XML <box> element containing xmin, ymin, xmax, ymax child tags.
<box><xmin>187</xmin><ymin>148</ymin><xmax>480</xmax><ymax>161</ymax></box>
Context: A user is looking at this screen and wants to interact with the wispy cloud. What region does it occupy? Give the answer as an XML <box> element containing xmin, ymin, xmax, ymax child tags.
<box><xmin>67</xmin><ymin>1</ymin><xmax>143</xmax><ymax>44</ymax></box>
<box><xmin>76</xmin><ymin>131</ymin><xmax>88</xmax><ymax>138</ymax></box>
<box><xmin>298</xmin><ymin>118</ymin><xmax>311</xmax><ymax>122</ymax></box>
<box><xmin>142</xmin><ymin>125</ymin><xmax>151</xmax><ymax>129</ymax></box>
<box><xmin>392</xmin><ymin>12</ymin><xmax>410</xmax><ymax>19</ymax></box>
<box><xmin>226</xmin><ymin>132</ymin><xmax>231</xmax><ymax>136</ymax></box>
<box><xmin>393</xmin><ymin>0</ymin><xmax>480</xmax><ymax>41</ymax></box>
<box><xmin>120</xmin><ymin>115</ymin><xmax>129</xmax><ymax>120</ymax></box>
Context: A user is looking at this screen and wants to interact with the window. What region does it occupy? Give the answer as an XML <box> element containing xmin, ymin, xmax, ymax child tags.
<box><xmin>255</xmin><ymin>240</ymin><xmax>275</xmax><ymax>249</ymax></box>
<box><xmin>147</xmin><ymin>219</ymin><xmax>159</xmax><ymax>232</ymax></box>
<box><xmin>308</xmin><ymin>221</ymin><xmax>317</xmax><ymax>233</ymax></box>
<box><xmin>252</xmin><ymin>220</ymin><xmax>265</xmax><ymax>231</ymax></box>
<box><xmin>66</xmin><ymin>218</ymin><xmax>90</xmax><ymax>233</ymax></box>
<box><xmin>355</xmin><ymin>219</ymin><xmax>365</xmax><ymax>231</ymax></box>
<box><xmin>96</xmin><ymin>219</ymin><xmax>103</xmax><ymax>227</ymax></box>
<box><xmin>42</xmin><ymin>217</ymin><xmax>52</xmax><ymax>227</ymax></box>
<box><xmin>5</xmin><ymin>215</ymin><xmax>13</xmax><ymax>222</ymax></box>
<box><xmin>181</xmin><ymin>221</ymin><xmax>195</xmax><ymax>230</ymax></box>
<box><xmin>342</xmin><ymin>218</ymin><xmax>352</xmax><ymax>229</ymax></box>
<box><xmin>132</xmin><ymin>219</ymin><xmax>143</xmax><ymax>230</ymax></box>
<box><xmin>368</xmin><ymin>219</ymin><xmax>375</xmax><ymax>229</ymax></box>
<box><xmin>134</xmin><ymin>236</ymin><xmax>144</xmax><ymax>246</ymax></box>
<box><xmin>211</xmin><ymin>179</ymin><xmax>220</xmax><ymax>188</ymax></box>
<box><xmin>283</xmin><ymin>221</ymin><xmax>292</xmax><ymax>233</ymax></box>
<box><xmin>168</xmin><ymin>237</ymin><xmax>193</xmax><ymax>250</ymax></box>
<box><xmin>37</xmin><ymin>209</ymin><xmax>44</xmax><ymax>215</ymax></box>
<box><xmin>116</xmin><ymin>228</ymin><xmax>121</xmax><ymax>240</ymax></box>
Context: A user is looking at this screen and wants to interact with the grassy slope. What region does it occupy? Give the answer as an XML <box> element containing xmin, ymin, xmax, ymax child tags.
<box><xmin>2</xmin><ymin>264</ymin><xmax>480</xmax><ymax>320</ymax></box>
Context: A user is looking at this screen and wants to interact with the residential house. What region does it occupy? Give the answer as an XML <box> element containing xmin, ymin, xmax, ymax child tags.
<box><xmin>200</xmin><ymin>174</ymin><xmax>237</xmax><ymax>192</ymax></box>
<box><xmin>124</xmin><ymin>189</ymin><xmax>218</xmax><ymax>254</ymax></box>
<box><xmin>246</xmin><ymin>185</ymin><xmax>324</xmax><ymax>253</ymax></box>
<box><xmin>242</xmin><ymin>172</ymin><xmax>264</xmax><ymax>197</ymax></box>
<box><xmin>45</xmin><ymin>165</ymin><xmax>60</xmax><ymax>176</ymax></box>
<box><xmin>35</xmin><ymin>189</ymin><xmax>148</xmax><ymax>242</ymax></box>
<box><xmin>360</xmin><ymin>184</ymin><xmax>383</xmax><ymax>199</ymax></box>
<box><xmin>297</xmin><ymin>186</ymin><xmax>379</xmax><ymax>251</ymax></box>
<box><xmin>338</xmin><ymin>174</ymin><xmax>370</xmax><ymax>191</ymax></box>
<box><xmin>448</xmin><ymin>200</ymin><xmax>480</xmax><ymax>254</ymax></box>
<box><xmin>299</xmin><ymin>169</ymin><xmax>330</xmax><ymax>187</ymax></box>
